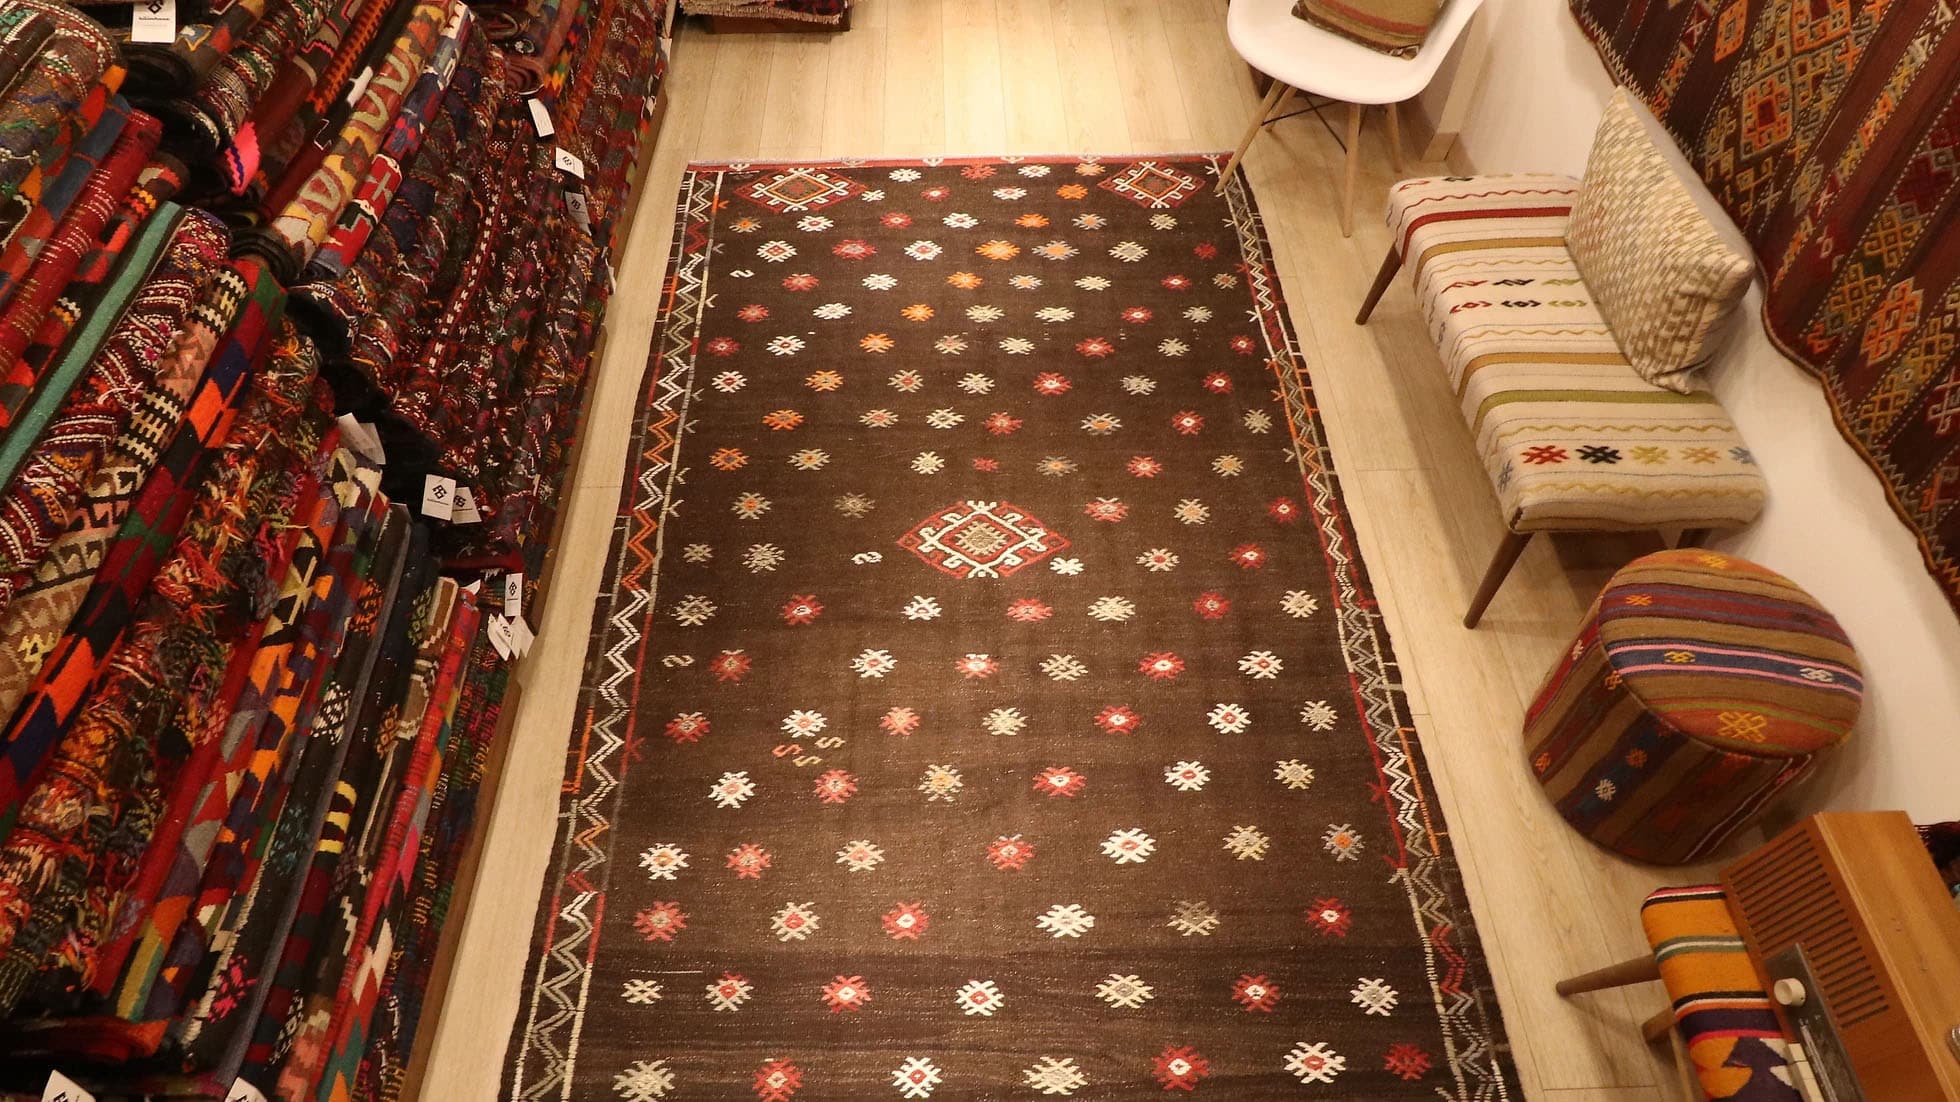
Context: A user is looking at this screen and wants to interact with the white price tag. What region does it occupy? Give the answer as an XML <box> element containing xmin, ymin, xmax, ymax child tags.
<box><xmin>526</xmin><ymin>97</ymin><xmax>555</xmax><ymax>139</ymax></box>
<box><xmin>43</xmin><ymin>1071</ymin><xmax>96</xmax><ymax>1102</ymax></box>
<box><xmin>564</xmin><ymin>188</ymin><xmax>591</xmax><ymax>234</ymax></box>
<box><xmin>511</xmin><ymin>616</ymin><xmax>535</xmax><ymax>658</ymax></box>
<box><xmin>335</xmin><ymin>414</ymin><xmax>386</xmax><ymax>464</ymax></box>
<box><xmin>486</xmin><ymin>615</ymin><xmax>515</xmax><ymax>660</ymax></box>
<box><xmin>553</xmin><ymin>146</ymin><xmax>586</xmax><ymax>179</ymax></box>
<box><xmin>130</xmin><ymin>0</ymin><xmax>176</xmax><ymax>43</ymax></box>
<box><xmin>450</xmin><ymin>484</ymin><xmax>483</xmax><ymax>525</ymax></box>
<box><xmin>226</xmin><ymin>1079</ymin><xmax>270</xmax><ymax>1102</ymax></box>
<box><xmin>344</xmin><ymin>65</ymin><xmax>375</xmax><ymax>107</ymax></box>
<box><xmin>502</xmin><ymin>572</ymin><xmax>524</xmax><ymax>620</ymax></box>
<box><xmin>420</xmin><ymin>474</ymin><xmax>456</xmax><ymax>520</ymax></box>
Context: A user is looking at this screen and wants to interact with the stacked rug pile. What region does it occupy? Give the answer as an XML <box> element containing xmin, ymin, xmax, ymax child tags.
<box><xmin>0</xmin><ymin>0</ymin><xmax>667</xmax><ymax>1096</ymax></box>
<box><xmin>680</xmin><ymin>0</ymin><xmax>844</xmax><ymax>26</ymax></box>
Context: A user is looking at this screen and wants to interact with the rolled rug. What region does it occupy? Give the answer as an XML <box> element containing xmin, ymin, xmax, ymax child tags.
<box><xmin>249</xmin><ymin>0</ymin><xmax>417</xmax><ymax>201</ymax></box>
<box><xmin>0</xmin><ymin>281</ymin><xmax>305</xmax><ymax>848</ymax></box>
<box><xmin>0</xmin><ymin>108</ymin><xmax>160</xmax><ymax>371</ymax></box>
<box><xmin>160</xmin><ymin>504</ymin><xmax>405</xmax><ymax>1087</ymax></box>
<box><xmin>120</xmin><ymin>0</ymin><xmax>272</xmax><ymax>99</ymax></box>
<box><xmin>295</xmin><ymin>1</ymin><xmax>472</xmax><ymax>286</ymax></box>
<box><xmin>0</xmin><ymin>156</ymin><xmax>183</xmax><ymax>443</ymax></box>
<box><xmin>134</xmin><ymin>448</ymin><xmax>373</xmax><ymax>1037</ymax></box>
<box><xmin>0</xmin><ymin>209</ymin><xmax>242</xmax><ymax>1017</ymax></box>
<box><xmin>0</xmin><ymin>96</ymin><xmax>129</xmax><ymax>315</ymax></box>
<box><xmin>0</xmin><ymin>0</ymin><xmax>122</xmax><ymax>249</ymax></box>
<box><xmin>214</xmin><ymin>0</ymin><xmax>375</xmax><ymax>194</ymax></box>
<box><xmin>0</xmin><ymin>209</ymin><xmax>226</xmax><ymax>648</ymax></box>
<box><xmin>0</xmin><ymin>259</ymin><xmax>273</xmax><ymax>741</ymax></box>
<box><xmin>170</xmin><ymin>0</ymin><xmax>338</xmax><ymax>169</ymax></box>
<box><xmin>282</xmin><ymin>20</ymin><xmax>494</xmax><ymax>369</ymax></box>
<box><xmin>234</xmin><ymin>0</ymin><xmax>454</xmax><ymax>282</ymax></box>
<box><xmin>0</xmin><ymin>204</ymin><xmax>179</xmax><ymax>471</ymax></box>
<box><xmin>232</xmin><ymin>525</ymin><xmax>433</xmax><ymax>1088</ymax></box>
<box><xmin>0</xmin><ymin>5</ymin><xmax>59</xmax><ymax>110</ymax></box>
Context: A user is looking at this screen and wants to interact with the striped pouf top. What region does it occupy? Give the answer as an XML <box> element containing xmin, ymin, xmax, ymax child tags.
<box><xmin>1597</xmin><ymin>550</ymin><xmax>1861</xmax><ymax>756</ymax></box>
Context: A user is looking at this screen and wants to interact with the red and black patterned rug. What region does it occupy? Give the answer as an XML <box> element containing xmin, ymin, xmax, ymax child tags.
<box><xmin>503</xmin><ymin>156</ymin><xmax>1517</xmax><ymax>1099</ymax></box>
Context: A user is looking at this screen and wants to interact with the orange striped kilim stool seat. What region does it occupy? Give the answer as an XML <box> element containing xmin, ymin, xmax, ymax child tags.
<box><xmin>1640</xmin><ymin>886</ymin><xmax>1800</xmax><ymax>1101</ymax></box>
<box><xmin>1525</xmin><ymin>549</ymin><xmax>1862</xmax><ymax>864</ymax></box>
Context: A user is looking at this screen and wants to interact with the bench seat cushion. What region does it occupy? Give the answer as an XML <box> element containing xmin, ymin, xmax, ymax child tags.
<box><xmin>1386</xmin><ymin>175</ymin><xmax>1767</xmax><ymax>532</ymax></box>
<box><xmin>1641</xmin><ymin>886</ymin><xmax>1801</xmax><ymax>1102</ymax></box>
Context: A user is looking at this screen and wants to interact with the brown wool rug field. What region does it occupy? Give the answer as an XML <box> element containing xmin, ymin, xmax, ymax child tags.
<box><xmin>503</xmin><ymin>156</ymin><xmax>1518</xmax><ymax>1100</ymax></box>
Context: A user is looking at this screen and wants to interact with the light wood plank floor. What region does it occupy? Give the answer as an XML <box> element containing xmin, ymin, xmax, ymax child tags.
<box><xmin>424</xmin><ymin>4</ymin><xmax>1724</xmax><ymax>1097</ymax></box>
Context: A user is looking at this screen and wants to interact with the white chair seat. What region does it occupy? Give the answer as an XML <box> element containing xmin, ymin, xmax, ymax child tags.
<box><xmin>1228</xmin><ymin>0</ymin><xmax>1473</xmax><ymax>104</ymax></box>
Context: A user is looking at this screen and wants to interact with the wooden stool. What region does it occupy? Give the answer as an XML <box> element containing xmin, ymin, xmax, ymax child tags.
<box><xmin>1559</xmin><ymin>886</ymin><xmax>1800</xmax><ymax>1101</ymax></box>
<box><xmin>1527</xmin><ymin>550</ymin><xmax>1861</xmax><ymax>864</ymax></box>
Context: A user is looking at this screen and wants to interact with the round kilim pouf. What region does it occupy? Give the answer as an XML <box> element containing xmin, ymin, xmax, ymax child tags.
<box><xmin>1524</xmin><ymin>549</ymin><xmax>1863</xmax><ymax>865</ymax></box>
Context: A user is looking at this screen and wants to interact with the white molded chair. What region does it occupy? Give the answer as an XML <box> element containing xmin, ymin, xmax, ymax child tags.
<box><xmin>1219</xmin><ymin>0</ymin><xmax>1486</xmax><ymax>236</ymax></box>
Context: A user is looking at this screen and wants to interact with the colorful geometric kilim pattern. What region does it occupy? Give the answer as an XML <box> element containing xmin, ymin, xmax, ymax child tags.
<box><xmin>1527</xmin><ymin>549</ymin><xmax>1861</xmax><ymax>864</ymax></box>
<box><xmin>1568</xmin><ymin>0</ymin><xmax>1960</xmax><ymax>615</ymax></box>
<box><xmin>503</xmin><ymin>157</ymin><xmax>1517</xmax><ymax>1099</ymax></box>
<box><xmin>1639</xmin><ymin>886</ymin><xmax>1800</xmax><ymax>1101</ymax></box>
<box><xmin>1385</xmin><ymin>175</ymin><xmax>1766</xmax><ymax>533</ymax></box>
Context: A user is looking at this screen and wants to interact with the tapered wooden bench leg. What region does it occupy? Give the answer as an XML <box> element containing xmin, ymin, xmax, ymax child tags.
<box><xmin>1556</xmin><ymin>954</ymin><xmax>1661</xmax><ymax>997</ymax></box>
<box><xmin>1665</xmin><ymin>1027</ymin><xmax>1703</xmax><ymax>1100</ymax></box>
<box><xmin>1356</xmin><ymin>247</ymin><xmax>1402</xmax><ymax>324</ymax></box>
<box><xmin>1464</xmin><ymin>530</ymin><xmax>1532</xmax><ymax>628</ymax></box>
<box><xmin>1641</xmin><ymin>1004</ymin><xmax>1677</xmax><ymax>1043</ymax></box>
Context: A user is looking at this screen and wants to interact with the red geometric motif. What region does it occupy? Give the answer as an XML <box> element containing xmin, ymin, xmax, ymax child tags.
<box><xmin>1098</xmin><ymin>160</ymin><xmax>1206</xmax><ymax>209</ymax></box>
<box><xmin>897</xmin><ymin>499</ymin><xmax>1069</xmax><ymax>579</ymax></box>
<box><xmin>737</xmin><ymin>167</ymin><xmax>863</xmax><ymax>213</ymax></box>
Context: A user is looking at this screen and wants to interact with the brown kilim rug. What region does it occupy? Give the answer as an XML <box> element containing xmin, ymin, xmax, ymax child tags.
<box><xmin>503</xmin><ymin>156</ymin><xmax>1517</xmax><ymax>1100</ymax></box>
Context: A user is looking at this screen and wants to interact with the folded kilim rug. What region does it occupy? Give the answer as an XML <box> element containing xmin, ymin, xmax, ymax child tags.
<box><xmin>504</xmin><ymin>155</ymin><xmax>1518</xmax><ymax>1100</ymax></box>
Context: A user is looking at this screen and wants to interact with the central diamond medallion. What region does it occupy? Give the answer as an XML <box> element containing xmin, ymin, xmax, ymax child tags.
<box><xmin>737</xmin><ymin>167</ymin><xmax>864</xmax><ymax>212</ymax></box>
<box><xmin>1098</xmin><ymin>160</ymin><xmax>1205</xmax><ymax>209</ymax></box>
<box><xmin>898</xmin><ymin>501</ymin><xmax>1069</xmax><ymax>580</ymax></box>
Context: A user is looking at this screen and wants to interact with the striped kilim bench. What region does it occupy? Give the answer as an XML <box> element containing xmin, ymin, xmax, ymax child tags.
<box><xmin>1557</xmin><ymin>885</ymin><xmax>1800</xmax><ymax>1102</ymax></box>
<box><xmin>1356</xmin><ymin>175</ymin><xmax>1766</xmax><ymax>626</ymax></box>
<box><xmin>1640</xmin><ymin>886</ymin><xmax>1801</xmax><ymax>1101</ymax></box>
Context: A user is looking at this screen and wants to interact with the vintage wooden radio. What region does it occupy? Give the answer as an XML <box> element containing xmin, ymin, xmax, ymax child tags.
<box><xmin>1722</xmin><ymin>811</ymin><xmax>1960</xmax><ymax>1101</ymax></box>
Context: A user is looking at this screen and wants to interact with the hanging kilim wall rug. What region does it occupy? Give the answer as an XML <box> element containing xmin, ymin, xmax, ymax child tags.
<box><xmin>1567</xmin><ymin>0</ymin><xmax>1960</xmax><ymax>613</ymax></box>
<box><xmin>503</xmin><ymin>155</ymin><xmax>1517</xmax><ymax>1099</ymax></box>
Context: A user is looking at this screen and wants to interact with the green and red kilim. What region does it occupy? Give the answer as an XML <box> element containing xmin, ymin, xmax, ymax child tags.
<box><xmin>504</xmin><ymin>156</ymin><xmax>1517</xmax><ymax>1099</ymax></box>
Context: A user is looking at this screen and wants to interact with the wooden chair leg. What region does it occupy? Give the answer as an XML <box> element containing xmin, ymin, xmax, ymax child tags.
<box><xmin>1676</xmin><ymin>527</ymin><xmax>1713</xmax><ymax>549</ymax></box>
<box><xmin>1355</xmin><ymin>246</ymin><xmax>1402</xmax><ymax>324</ymax></box>
<box><xmin>1665</xmin><ymin>1026</ymin><xmax>1705</xmax><ymax>1101</ymax></box>
<box><xmin>1341</xmin><ymin>101</ymin><xmax>1362</xmax><ymax>237</ymax></box>
<box><xmin>1385</xmin><ymin>101</ymin><xmax>1405</xmax><ymax>173</ymax></box>
<box><xmin>1557</xmin><ymin>954</ymin><xmax>1661</xmax><ymax>997</ymax></box>
<box><xmin>1641</xmin><ymin>1004</ymin><xmax>1677</xmax><ymax>1043</ymax></box>
<box><xmin>1217</xmin><ymin>79</ymin><xmax>1290</xmax><ymax>194</ymax></box>
<box><xmin>1464</xmin><ymin>530</ymin><xmax>1532</xmax><ymax>629</ymax></box>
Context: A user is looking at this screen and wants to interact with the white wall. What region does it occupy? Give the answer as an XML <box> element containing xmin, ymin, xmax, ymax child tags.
<box><xmin>1422</xmin><ymin>0</ymin><xmax>1960</xmax><ymax>822</ymax></box>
